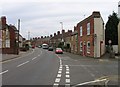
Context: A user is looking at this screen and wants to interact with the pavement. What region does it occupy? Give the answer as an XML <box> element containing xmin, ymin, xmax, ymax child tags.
<box><xmin>64</xmin><ymin>52</ymin><xmax>120</xmax><ymax>61</ymax></box>
<box><xmin>1</xmin><ymin>48</ymin><xmax>33</xmax><ymax>62</ymax></box>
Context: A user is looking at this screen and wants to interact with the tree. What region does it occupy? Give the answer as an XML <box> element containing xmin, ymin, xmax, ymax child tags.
<box><xmin>105</xmin><ymin>12</ymin><xmax>119</xmax><ymax>45</ymax></box>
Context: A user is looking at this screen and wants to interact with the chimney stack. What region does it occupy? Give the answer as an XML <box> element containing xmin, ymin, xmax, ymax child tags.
<box><xmin>57</xmin><ymin>31</ymin><xmax>60</xmax><ymax>35</ymax></box>
<box><xmin>62</xmin><ymin>29</ymin><xmax>65</xmax><ymax>34</ymax></box>
<box><xmin>50</xmin><ymin>34</ymin><xmax>53</xmax><ymax>37</ymax></box>
<box><xmin>54</xmin><ymin>33</ymin><xmax>56</xmax><ymax>36</ymax></box>
<box><xmin>68</xmin><ymin>30</ymin><xmax>72</xmax><ymax>33</ymax></box>
<box><xmin>74</xmin><ymin>26</ymin><xmax>76</xmax><ymax>31</ymax></box>
<box><xmin>41</xmin><ymin>36</ymin><xmax>43</xmax><ymax>38</ymax></box>
<box><xmin>1</xmin><ymin>16</ymin><xmax>6</xmax><ymax>29</ymax></box>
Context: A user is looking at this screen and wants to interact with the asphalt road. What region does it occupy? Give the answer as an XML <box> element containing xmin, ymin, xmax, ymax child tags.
<box><xmin>1</xmin><ymin>48</ymin><xmax>119</xmax><ymax>86</ymax></box>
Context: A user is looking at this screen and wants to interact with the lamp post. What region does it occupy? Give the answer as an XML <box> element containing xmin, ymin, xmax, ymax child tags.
<box><xmin>60</xmin><ymin>22</ymin><xmax>63</xmax><ymax>42</ymax></box>
<box><xmin>28</xmin><ymin>31</ymin><xmax>30</xmax><ymax>40</ymax></box>
<box><xmin>60</xmin><ymin>22</ymin><xmax>64</xmax><ymax>49</ymax></box>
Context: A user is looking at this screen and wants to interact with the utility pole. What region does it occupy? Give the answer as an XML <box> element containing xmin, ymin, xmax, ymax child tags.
<box><xmin>28</xmin><ymin>31</ymin><xmax>30</xmax><ymax>40</ymax></box>
<box><xmin>17</xmin><ymin>19</ymin><xmax>20</xmax><ymax>55</ymax></box>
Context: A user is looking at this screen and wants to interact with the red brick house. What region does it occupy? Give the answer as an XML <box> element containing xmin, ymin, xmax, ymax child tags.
<box><xmin>1</xmin><ymin>16</ymin><xmax>19</xmax><ymax>54</ymax></box>
<box><xmin>49</xmin><ymin>29</ymin><xmax>72</xmax><ymax>50</ymax></box>
<box><xmin>76</xmin><ymin>11</ymin><xmax>105</xmax><ymax>58</ymax></box>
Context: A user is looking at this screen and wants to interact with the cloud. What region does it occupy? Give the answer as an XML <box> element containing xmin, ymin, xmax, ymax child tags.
<box><xmin>1</xmin><ymin>0</ymin><xmax>119</xmax><ymax>39</ymax></box>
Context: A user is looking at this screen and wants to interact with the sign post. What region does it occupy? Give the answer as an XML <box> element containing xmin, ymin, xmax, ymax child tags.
<box><xmin>108</xmin><ymin>40</ymin><xmax>115</xmax><ymax>58</ymax></box>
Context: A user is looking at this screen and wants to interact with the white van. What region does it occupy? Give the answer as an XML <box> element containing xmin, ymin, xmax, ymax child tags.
<box><xmin>42</xmin><ymin>44</ymin><xmax>48</xmax><ymax>49</ymax></box>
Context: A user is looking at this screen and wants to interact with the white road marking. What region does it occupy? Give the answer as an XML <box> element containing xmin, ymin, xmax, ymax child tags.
<box><xmin>65</xmin><ymin>84</ymin><xmax>70</xmax><ymax>87</ymax></box>
<box><xmin>57</xmin><ymin>74</ymin><xmax>62</xmax><ymax>77</ymax></box>
<box><xmin>66</xmin><ymin>68</ymin><xmax>69</xmax><ymax>71</ymax></box>
<box><xmin>58</xmin><ymin>71</ymin><xmax>62</xmax><ymax>74</ymax></box>
<box><xmin>17</xmin><ymin>61</ymin><xmax>29</xmax><ymax>67</ymax></box>
<box><xmin>66</xmin><ymin>84</ymin><xmax>70</xmax><ymax>85</ymax></box>
<box><xmin>66</xmin><ymin>66</ymin><xmax>69</xmax><ymax>69</ymax></box>
<box><xmin>66</xmin><ymin>75</ymin><xmax>70</xmax><ymax>78</ymax></box>
<box><xmin>66</xmin><ymin>79</ymin><xmax>70</xmax><ymax>83</ymax></box>
<box><xmin>59</xmin><ymin>68</ymin><xmax>62</xmax><ymax>71</ymax></box>
<box><xmin>66</xmin><ymin>71</ymin><xmax>69</xmax><ymax>74</ymax></box>
<box><xmin>59</xmin><ymin>66</ymin><xmax>62</xmax><ymax>69</ymax></box>
<box><xmin>72</xmin><ymin>79</ymin><xmax>107</xmax><ymax>87</ymax></box>
<box><xmin>32</xmin><ymin>57</ymin><xmax>37</xmax><ymax>60</ymax></box>
<box><xmin>0</xmin><ymin>70</ymin><xmax>8</xmax><ymax>75</ymax></box>
<box><xmin>53</xmin><ymin>83</ymin><xmax>59</xmax><ymax>85</ymax></box>
<box><xmin>60</xmin><ymin>63</ymin><xmax>62</xmax><ymax>65</ymax></box>
<box><xmin>55</xmin><ymin>78</ymin><xmax>61</xmax><ymax>83</ymax></box>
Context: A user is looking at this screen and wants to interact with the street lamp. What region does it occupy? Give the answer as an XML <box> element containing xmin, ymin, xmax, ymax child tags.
<box><xmin>60</xmin><ymin>22</ymin><xmax>64</xmax><ymax>49</ymax></box>
<box><xmin>60</xmin><ymin>22</ymin><xmax>64</xmax><ymax>42</ymax></box>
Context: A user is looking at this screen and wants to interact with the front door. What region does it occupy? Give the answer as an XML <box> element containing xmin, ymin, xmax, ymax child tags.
<box><xmin>83</xmin><ymin>45</ymin><xmax>86</xmax><ymax>56</ymax></box>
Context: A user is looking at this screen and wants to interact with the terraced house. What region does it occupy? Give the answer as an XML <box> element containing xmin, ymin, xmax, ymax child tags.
<box><xmin>76</xmin><ymin>11</ymin><xmax>105</xmax><ymax>58</ymax></box>
<box><xmin>1</xmin><ymin>16</ymin><xmax>23</xmax><ymax>54</ymax></box>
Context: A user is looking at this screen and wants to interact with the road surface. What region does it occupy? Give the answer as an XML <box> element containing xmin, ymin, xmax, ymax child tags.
<box><xmin>1</xmin><ymin>48</ymin><xmax>119</xmax><ymax>86</ymax></box>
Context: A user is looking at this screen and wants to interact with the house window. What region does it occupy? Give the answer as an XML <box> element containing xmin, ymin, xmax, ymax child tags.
<box><xmin>87</xmin><ymin>23</ymin><xmax>90</xmax><ymax>35</ymax></box>
<box><xmin>6</xmin><ymin>40</ymin><xmax>10</xmax><ymax>48</ymax></box>
<box><xmin>72</xmin><ymin>36</ymin><xmax>74</xmax><ymax>41</ymax></box>
<box><xmin>87</xmin><ymin>41</ymin><xmax>90</xmax><ymax>53</ymax></box>
<box><xmin>80</xmin><ymin>26</ymin><xmax>82</xmax><ymax>36</ymax></box>
<box><xmin>80</xmin><ymin>41</ymin><xmax>83</xmax><ymax>51</ymax></box>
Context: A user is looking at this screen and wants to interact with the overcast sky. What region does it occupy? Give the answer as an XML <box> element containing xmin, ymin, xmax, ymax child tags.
<box><xmin>0</xmin><ymin>0</ymin><xmax>119</xmax><ymax>39</ymax></box>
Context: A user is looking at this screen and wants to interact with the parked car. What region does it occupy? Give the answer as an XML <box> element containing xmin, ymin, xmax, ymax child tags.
<box><xmin>38</xmin><ymin>45</ymin><xmax>42</xmax><ymax>48</ymax></box>
<box><xmin>55</xmin><ymin>48</ymin><xmax>63</xmax><ymax>54</ymax></box>
<box><xmin>32</xmin><ymin>45</ymin><xmax>35</xmax><ymax>49</ymax></box>
<box><xmin>48</xmin><ymin>47</ymin><xmax>53</xmax><ymax>51</ymax></box>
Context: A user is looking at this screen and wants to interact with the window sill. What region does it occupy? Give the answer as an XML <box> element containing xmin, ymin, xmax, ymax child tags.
<box><xmin>87</xmin><ymin>52</ymin><xmax>90</xmax><ymax>54</ymax></box>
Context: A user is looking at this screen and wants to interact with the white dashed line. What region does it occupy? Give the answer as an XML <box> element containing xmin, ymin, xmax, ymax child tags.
<box><xmin>66</xmin><ymin>68</ymin><xmax>69</xmax><ymax>71</ymax></box>
<box><xmin>59</xmin><ymin>68</ymin><xmax>62</xmax><ymax>71</ymax></box>
<box><xmin>59</xmin><ymin>66</ymin><xmax>62</xmax><ymax>69</ymax></box>
<box><xmin>32</xmin><ymin>57</ymin><xmax>37</xmax><ymax>60</ymax></box>
<box><xmin>65</xmin><ymin>84</ymin><xmax>70</xmax><ymax>87</ymax></box>
<box><xmin>53</xmin><ymin>83</ymin><xmax>59</xmax><ymax>86</ymax></box>
<box><xmin>55</xmin><ymin>78</ymin><xmax>61</xmax><ymax>83</ymax></box>
<box><xmin>66</xmin><ymin>75</ymin><xmax>70</xmax><ymax>78</ymax></box>
<box><xmin>66</xmin><ymin>71</ymin><xmax>69</xmax><ymax>74</ymax></box>
<box><xmin>66</xmin><ymin>66</ymin><xmax>69</xmax><ymax>69</ymax></box>
<box><xmin>66</xmin><ymin>79</ymin><xmax>70</xmax><ymax>83</ymax></box>
<box><xmin>0</xmin><ymin>70</ymin><xmax>8</xmax><ymax>75</ymax></box>
<box><xmin>65</xmin><ymin>65</ymin><xmax>70</xmax><ymax>85</ymax></box>
<box><xmin>58</xmin><ymin>71</ymin><xmax>62</xmax><ymax>74</ymax></box>
<box><xmin>57</xmin><ymin>74</ymin><xmax>62</xmax><ymax>78</ymax></box>
<box><xmin>17</xmin><ymin>61</ymin><xmax>29</xmax><ymax>67</ymax></box>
